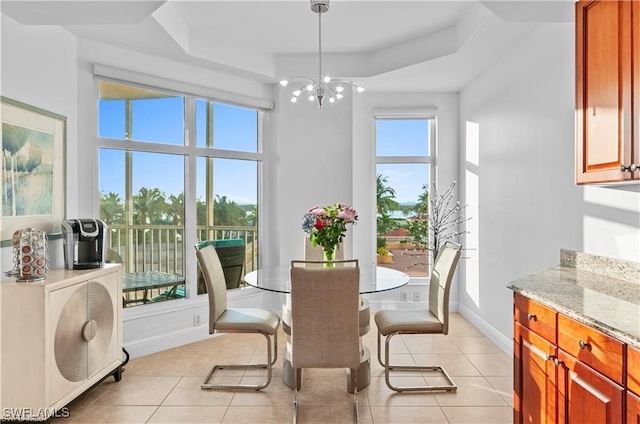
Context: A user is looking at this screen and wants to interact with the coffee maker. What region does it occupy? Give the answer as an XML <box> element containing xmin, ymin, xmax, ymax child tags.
<box><xmin>61</xmin><ymin>219</ymin><xmax>107</xmax><ymax>270</ymax></box>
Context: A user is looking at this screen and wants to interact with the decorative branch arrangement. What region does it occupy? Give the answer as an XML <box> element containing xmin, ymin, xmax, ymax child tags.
<box><xmin>427</xmin><ymin>181</ymin><xmax>471</xmax><ymax>260</ymax></box>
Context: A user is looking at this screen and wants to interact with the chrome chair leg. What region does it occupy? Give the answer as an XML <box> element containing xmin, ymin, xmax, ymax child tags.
<box><xmin>378</xmin><ymin>331</ymin><xmax>457</xmax><ymax>392</ymax></box>
<box><xmin>201</xmin><ymin>330</ymin><xmax>277</xmax><ymax>390</ymax></box>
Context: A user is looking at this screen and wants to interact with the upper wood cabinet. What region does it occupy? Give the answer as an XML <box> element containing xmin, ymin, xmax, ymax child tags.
<box><xmin>576</xmin><ymin>0</ymin><xmax>639</xmax><ymax>184</ymax></box>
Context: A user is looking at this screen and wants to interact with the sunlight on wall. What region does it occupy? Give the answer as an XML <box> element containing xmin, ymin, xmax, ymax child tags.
<box><xmin>584</xmin><ymin>216</ymin><xmax>640</xmax><ymax>262</ymax></box>
<box><xmin>584</xmin><ymin>186</ymin><xmax>640</xmax><ymax>213</ymax></box>
<box><xmin>464</xmin><ymin>121</ymin><xmax>480</xmax><ymax>307</ymax></box>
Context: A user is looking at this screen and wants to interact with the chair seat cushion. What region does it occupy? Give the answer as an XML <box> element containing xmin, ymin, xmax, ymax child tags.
<box><xmin>216</xmin><ymin>308</ymin><xmax>280</xmax><ymax>334</ymax></box>
<box><xmin>374</xmin><ymin>309</ymin><xmax>443</xmax><ymax>336</ymax></box>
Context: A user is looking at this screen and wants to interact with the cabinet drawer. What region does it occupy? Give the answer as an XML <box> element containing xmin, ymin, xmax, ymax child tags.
<box><xmin>514</xmin><ymin>294</ymin><xmax>557</xmax><ymax>344</ymax></box>
<box><xmin>557</xmin><ymin>314</ymin><xmax>624</xmax><ymax>384</ymax></box>
<box><xmin>628</xmin><ymin>345</ymin><xmax>640</xmax><ymax>396</ymax></box>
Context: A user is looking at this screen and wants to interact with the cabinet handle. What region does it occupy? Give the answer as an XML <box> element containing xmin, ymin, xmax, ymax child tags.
<box><xmin>578</xmin><ymin>340</ymin><xmax>591</xmax><ymax>350</ymax></box>
<box><xmin>545</xmin><ymin>353</ymin><xmax>554</xmax><ymax>361</ymax></box>
<box><xmin>527</xmin><ymin>313</ymin><xmax>537</xmax><ymax>321</ymax></box>
<box><xmin>621</xmin><ymin>164</ymin><xmax>639</xmax><ymax>172</ymax></box>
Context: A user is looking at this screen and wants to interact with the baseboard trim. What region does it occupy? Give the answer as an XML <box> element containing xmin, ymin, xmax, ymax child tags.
<box><xmin>458</xmin><ymin>304</ymin><xmax>513</xmax><ymax>355</ymax></box>
<box><xmin>124</xmin><ymin>326</ymin><xmax>217</xmax><ymax>358</ymax></box>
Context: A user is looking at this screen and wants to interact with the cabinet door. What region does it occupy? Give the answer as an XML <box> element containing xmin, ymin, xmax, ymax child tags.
<box><xmin>557</xmin><ymin>349</ymin><xmax>623</xmax><ymax>424</ymax></box>
<box><xmin>514</xmin><ymin>323</ymin><xmax>557</xmax><ymax>424</ymax></box>
<box><xmin>629</xmin><ymin>391</ymin><xmax>640</xmax><ymax>424</ymax></box>
<box><xmin>633</xmin><ymin>1</ymin><xmax>640</xmax><ymax>174</ymax></box>
<box><xmin>576</xmin><ymin>0</ymin><xmax>633</xmax><ymax>184</ymax></box>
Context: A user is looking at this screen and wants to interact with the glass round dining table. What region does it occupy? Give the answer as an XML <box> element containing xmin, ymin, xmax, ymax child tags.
<box><xmin>243</xmin><ymin>264</ymin><xmax>410</xmax><ymax>294</ymax></box>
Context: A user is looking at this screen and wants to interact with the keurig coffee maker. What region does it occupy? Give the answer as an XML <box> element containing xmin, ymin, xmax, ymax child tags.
<box><xmin>61</xmin><ymin>218</ymin><xmax>107</xmax><ymax>270</ymax></box>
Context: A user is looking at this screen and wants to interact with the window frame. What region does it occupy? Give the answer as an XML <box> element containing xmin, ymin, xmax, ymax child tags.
<box><xmin>95</xmin><ymin>76</ymin><xmax>264</xmax><ymax>304</ymax></box>
<box><xmin>374</xmin><ymin>113</ymin><xmax>437</xmax><ymax>279</ymax></box>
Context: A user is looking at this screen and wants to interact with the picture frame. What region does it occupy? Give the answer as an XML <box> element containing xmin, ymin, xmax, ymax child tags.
<box><xmin>1</xmin><ymin>96</ymin><xmax>66</xmax><ymax>247</ymax></box>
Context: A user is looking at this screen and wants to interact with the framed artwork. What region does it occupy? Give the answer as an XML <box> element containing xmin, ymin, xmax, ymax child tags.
<box><xmin>1</xmin><ymin>97</ymin><xmax>66</xmax><ymax>246</ymax></box>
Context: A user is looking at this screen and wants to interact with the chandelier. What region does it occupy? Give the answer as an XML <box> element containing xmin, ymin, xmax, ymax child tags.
<box><xmin>279</xmin><ymin>0</ymin><xmax>364</xmax><ymax>109</ymax></box>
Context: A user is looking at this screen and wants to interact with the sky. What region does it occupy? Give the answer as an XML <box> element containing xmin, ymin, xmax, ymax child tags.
<box><xmin>99</xmin><ymin>98</ymin><xmax>258</xmax><ymax>204</ymax></box>
<box><xmin>376</xmin><ymin>119</ymin><xmax>431</xmax><ymax>205</ymax></box>
<box><xmin>98</xmin><ymin>95</ymin><xmax>429</xmax><ymax>207</ymax></box>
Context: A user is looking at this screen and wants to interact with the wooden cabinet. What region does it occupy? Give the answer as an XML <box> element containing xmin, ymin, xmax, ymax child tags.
<box><xmin>628</xmin><ymin>392</ymin><xmax>640</xmax><ymax>424</ymax></box>
<box><xmin>575</xmin><ymin>0</ymin><xmax>639</xmax><ymax>184</ymax></box>
<box><xmin>557</xmin><ymin>349</ymin><xmax>624</xmax><ymax>424</ymax></box>
<box><xmin>513</xmin><ymin>293</ymin><xmax>629</xmax><ymax>423</ymax></box>
<box><xmin>556</xmin><ymin>315</ymin><xmax>624</xmax><ymax>424</ymax></box>
<box><xmin>514</xmin><ymin>323</ymin><xmax>557</xmax><ymax>423</ymax></box>
<box><xmin>513</xmin><ymin>294</ymin><xmax>558</xmax><ymax>423</ymax></box>
<box><xmin>628</xmin><ymin>346</ymin><xmax>640</xmax><ymax>423</ymax></box>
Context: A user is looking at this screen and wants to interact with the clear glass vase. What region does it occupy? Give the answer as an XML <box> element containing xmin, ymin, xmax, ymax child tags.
<box><xmin>323</xmin><ymin>246</ymin><xmax>337</xmax><ymax>268</ymax></box>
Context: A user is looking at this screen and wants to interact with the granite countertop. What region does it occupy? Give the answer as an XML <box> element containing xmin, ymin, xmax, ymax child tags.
<box><xmin>507</xmin><ymin>250</ymin><xmax>640</xmax><ymax>348</ymax></box>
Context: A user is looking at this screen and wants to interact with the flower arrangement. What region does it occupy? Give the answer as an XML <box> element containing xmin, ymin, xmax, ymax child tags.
<box><xmin>301</xmin><ymin>203</ymin><xmax>358</xmax><ymax>261</ymax></box>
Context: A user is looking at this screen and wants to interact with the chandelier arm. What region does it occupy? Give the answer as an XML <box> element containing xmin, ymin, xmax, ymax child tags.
<box><xmin>280</xmin><ymin>0</ymin><xmax>363</xmax><ymax>108</ymax></box>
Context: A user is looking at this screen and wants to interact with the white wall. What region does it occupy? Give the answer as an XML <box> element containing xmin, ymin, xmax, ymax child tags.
<box><xmin>459</xmin><ymin>23</ymin><xmax>640</xmax><ymax>350</ymax></box>
<box><xmin>351</xmin><ymin>92</ymin><xmax>461</xmax><ymax>308</ymax></box>
<box><xmin>262</xmin><ymin>87</ymin><xmax>354</xmax><ymax>267</ymax></box>
<box><xmin>0</xmin><ymin>16</ymin><xmax>278</xmax><ymax>357</ymax></box>
<box><xmin>1</xmin><ymin>14</ymin><xmax>78</xmax><ymax>270</ymax></box>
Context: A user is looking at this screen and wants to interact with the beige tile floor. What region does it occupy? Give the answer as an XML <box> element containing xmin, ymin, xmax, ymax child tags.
<box><xmin>53</xmin><ymin>313</ymin><xmax>513</xmax><ymax>424</ymax></box>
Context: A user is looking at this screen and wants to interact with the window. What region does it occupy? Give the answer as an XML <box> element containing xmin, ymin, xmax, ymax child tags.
<box><xmin>375</xmin><ymin>117</ymin><xmax>435</xmax><ymax>277</ymax></box>
<box><xmin>97</xmin><ymin>80</ymin><xmax>262</xmax><ymax>306</ymax></box>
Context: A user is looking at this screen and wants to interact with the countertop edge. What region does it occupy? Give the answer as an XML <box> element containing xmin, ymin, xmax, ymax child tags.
<box><xmin>508</xmin><ymin>284</ymin><xmax>640</xmax><ymax>348</ymax></box>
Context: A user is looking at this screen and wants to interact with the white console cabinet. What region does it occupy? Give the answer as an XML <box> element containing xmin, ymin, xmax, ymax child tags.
<box><xmin>1</xmin><ymin>264</ymin><xmax>123</xmax><ymax>420</ymax></box>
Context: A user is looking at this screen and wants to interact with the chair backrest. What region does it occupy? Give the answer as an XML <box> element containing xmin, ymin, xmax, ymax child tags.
<box><xmin>289</xmin><ymin>260</ymin><xmax>361</xmax><ymax>370</ymax></box>
<box><xmin>304</xmin><ymin>238</ymin><xmax>344</xmax><ymax>261</ymax></box>
<box><xmin>197</xmin><ymin>239</ymin><xmax>245</xmax><ymax>289</ymax></box>
<box><xmin>195</xmin><ymin>244</ymin><xmax>228</xmax><ymax>333</ymax></box>
<box><xmin>428</xmin><ymin>241</ymin><xmax>462</xmax><ymax>335</ymax></box>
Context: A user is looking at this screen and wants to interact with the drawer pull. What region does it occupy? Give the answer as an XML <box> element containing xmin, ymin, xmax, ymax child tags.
<box><xmin>579</xmin><ymin>340</ymin><xmax>591</xmax><ymax>350</ymax></box>
<box><xmin>527</xmin><ymin>313</ymin><xmax>537</xmax><ymax>321</ymax></box>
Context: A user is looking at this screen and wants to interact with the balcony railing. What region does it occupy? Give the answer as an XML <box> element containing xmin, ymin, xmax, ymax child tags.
<box><xmin>107</xmin><ymin>224</ymin><xmax>258</xmax><ymax>305</ymax></box>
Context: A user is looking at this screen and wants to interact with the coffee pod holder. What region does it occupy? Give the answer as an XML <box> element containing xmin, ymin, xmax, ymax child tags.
<box><xmin>10</xmin><ymin>228</ymin><xmax>49</xmax><ymax>282</ymax></box>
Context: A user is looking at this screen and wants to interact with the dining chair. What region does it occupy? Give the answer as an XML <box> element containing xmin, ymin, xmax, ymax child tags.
<box><xmin>289</xmin><ymin>259</ymin><xmax>361</xmax><ymax>424</ymax></box>
<box><xmin>374</xmin><ymin>241</ymin><xmax>462</xmax><ymax>392</ymax></box>
<box><xmin>195</xmin><ymin>243</ymin><xmax>280</xmax><ymax>390</ymax></box>
<box><xmin>283</xmin><ymin>241</ymin><xmax>349</xmax><ymax>335</ymax></box>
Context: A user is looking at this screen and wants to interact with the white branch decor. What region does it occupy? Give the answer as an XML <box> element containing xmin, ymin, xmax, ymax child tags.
<box><xmin>428</xmin><ymin>181</ymin><xmax>471</xmax><ymax>260</ymax></box>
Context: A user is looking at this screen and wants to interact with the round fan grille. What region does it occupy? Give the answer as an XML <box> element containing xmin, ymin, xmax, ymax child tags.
<box><xmin>54</xmin><ymin>281</ymin><xmax>114</xmax><ymax>382</ymax></box>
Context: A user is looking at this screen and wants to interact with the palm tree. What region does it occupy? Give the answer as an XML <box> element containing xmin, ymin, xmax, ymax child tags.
<box><xmin>100</xmin><ymin>192</ymin><xmax>124</xmax><ymax>225</ymax></box>
<box><xmin>166</xmin><ymin>193</ymin><xmax>184</xmax><ymax>225</ymax></box>
<box><xmin>133</xmin><ymin>187</ymin><xmax>166</xmax><ymax>225</ymax></box>
<box><xmin>376</xmin><ymin>174</ymin><xmax>400</xmax><ymax>214</ymax></box>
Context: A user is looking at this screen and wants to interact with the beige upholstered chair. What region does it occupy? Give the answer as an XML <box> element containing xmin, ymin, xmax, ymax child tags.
<box><xmin>195</xmin><ymin>243</ymin><xmax>280</xmax><ymax>390</ymax></box>
<box><xmin>374</xmin><ymin>241</ymin><xmax>462</xmax><ymax>392</ymax></box>
<box><xmin>289</xmin><ymin>260</ymin><xmax>361</xmax><ymax>424</ymax></box>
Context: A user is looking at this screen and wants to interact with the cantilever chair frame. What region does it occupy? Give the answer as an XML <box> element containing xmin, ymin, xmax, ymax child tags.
<box><xmin>289</xmin><ymin>259</ymin><xmax>361</xmax><ymax>424</ymax></box>
<box><xmin>376</xmin><ymin>241</ymin><xmax>462</xmax><ymax>393</ymax></box>
<box><xmin>195</xmin><ymin>244</ymin><xmax>279</xmax><ymax>391</ymax></box>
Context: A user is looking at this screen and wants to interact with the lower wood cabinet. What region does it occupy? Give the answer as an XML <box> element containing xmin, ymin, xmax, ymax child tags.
<box><xmin>514</xmin><ymin>322</ymin><xmax>557</xmax><ymax>423</ymax></box>
<box><xmin>557</xmin><ymin>348</ymin><xmax>624</xmax><ymax>424</ymax></box>
<box><xmin>628</xmin><ymin>392</ymin><xmax>640</xmax><ymax>424</ymax></box>
<box><xmin>513</xmin><ymin>293</ymin><xmax>632</xmax><ymax>424</ymax></box>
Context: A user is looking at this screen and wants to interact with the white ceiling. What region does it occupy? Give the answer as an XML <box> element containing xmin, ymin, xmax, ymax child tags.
<box><xmin>1</xmin><ymin>0</ymin><xmax>575</xmax><ymax>92</ymax></box>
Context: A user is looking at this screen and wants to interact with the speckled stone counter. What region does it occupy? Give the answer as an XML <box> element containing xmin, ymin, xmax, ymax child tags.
<box><xmin>507</xmin><ymin>249</ymin><xmax>640</xmax><ymax>348</ymax></box>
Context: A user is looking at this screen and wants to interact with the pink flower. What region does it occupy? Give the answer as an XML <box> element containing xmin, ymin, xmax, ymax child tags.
<box><xmin>338</xmin><ymin>206</ymin><xmax>358</xmax><ymax>223</ymax></box>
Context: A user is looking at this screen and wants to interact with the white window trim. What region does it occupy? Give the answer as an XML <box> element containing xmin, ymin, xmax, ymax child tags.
<box><xmin>374</xmin><ymin>112</ymin><xmax>437</xmax><ymax>281</ymax></box>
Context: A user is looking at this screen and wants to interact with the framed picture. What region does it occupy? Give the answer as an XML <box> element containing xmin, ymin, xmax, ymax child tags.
<box><xmin>1</xmin><ymin>97</ymin><xmax>66</xmax><ymax>246</ymax></box>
